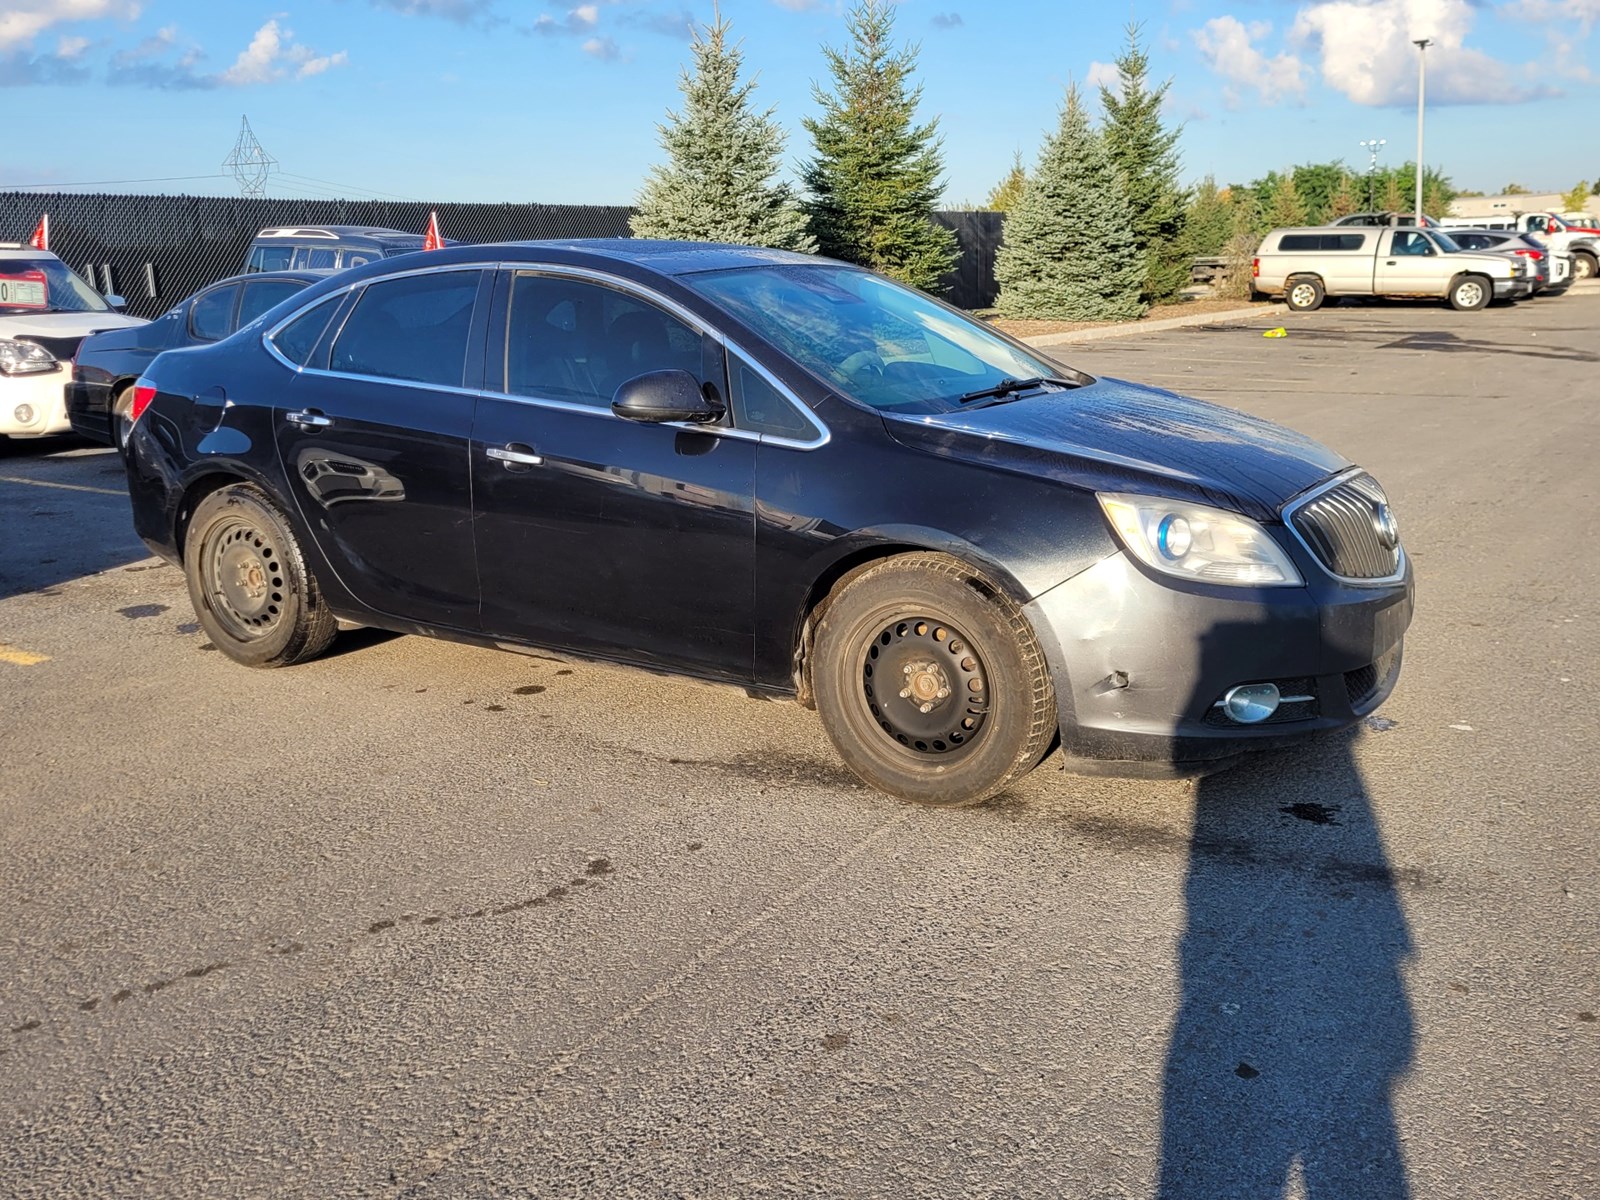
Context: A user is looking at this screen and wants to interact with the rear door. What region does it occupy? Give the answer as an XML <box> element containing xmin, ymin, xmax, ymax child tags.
<box><xmin>273</xmin><ymin>267</ymin><xmax>490</xmax><ymax>630</ymax></box>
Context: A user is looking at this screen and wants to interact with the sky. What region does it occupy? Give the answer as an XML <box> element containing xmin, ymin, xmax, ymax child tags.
<box><xmin>1</xmin><ymin>0</ymin><xmax>1597</xmax><ymax>208</ymax></box>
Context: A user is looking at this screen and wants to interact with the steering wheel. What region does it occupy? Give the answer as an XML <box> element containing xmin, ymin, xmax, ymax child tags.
<box><xmin>839</xmin><ymin>350</ymin><xmax>886</xmax><ymax>379</ymax></box>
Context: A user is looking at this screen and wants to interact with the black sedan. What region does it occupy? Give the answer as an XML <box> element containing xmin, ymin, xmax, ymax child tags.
<box><xmin>68</xmin><ymin>270</ymin><xmax>324</xmax><ymax>451</ymax></box>
<box><xmin>124</xmin><ymin>241</ymin><xmax>1413</xmax><ymax>806</ymax></box>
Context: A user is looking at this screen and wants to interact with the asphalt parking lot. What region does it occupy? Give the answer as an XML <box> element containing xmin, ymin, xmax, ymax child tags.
<box><xmin>3</xmin><ymin>297</ymin><xmax>1598</xmax><ymax>1198</ymax></box>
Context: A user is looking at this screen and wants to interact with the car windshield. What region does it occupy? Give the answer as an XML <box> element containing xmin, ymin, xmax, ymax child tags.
<box><xmin>1431</xmin><ymin>232</ymin><xmax>1464</xmax><ymax>253</ymax></box>
<box><xmin>686</xmin><ymin>264</ymin><xmax>1070</xmax><ymax>414</ymax></box>
<box><xmin>0</xmin><ymin>257</ymin><xmax>111</xmax><ymax>316</ymax></box>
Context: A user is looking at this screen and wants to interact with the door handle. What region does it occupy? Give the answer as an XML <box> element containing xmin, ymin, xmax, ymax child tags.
<box><xmin>486</xmin><ymin>443</ymin><xmax>544</xmax><ymax>467</ymax></box>
<box><xmin>1385</xmin><ymin>260</ymin><xmax>1397</xmax><ymax>266</ymax></box>
<box><xmin>286</xmin><ymin>410</ymin><xmax>332</xmax><ymax>430</ymax></box>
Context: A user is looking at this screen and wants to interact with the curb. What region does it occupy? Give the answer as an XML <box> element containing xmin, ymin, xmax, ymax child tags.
<box><xmin>1019</xmin><ymin>302</ymin><xmax>1288</xmax><ymax>350</ymax></box>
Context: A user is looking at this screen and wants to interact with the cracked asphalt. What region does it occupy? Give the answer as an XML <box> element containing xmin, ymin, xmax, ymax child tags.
<box><xmin>2</xmin><ymin>296</ymin><xmax>1597</xmax><ymax>1198</ymax></box>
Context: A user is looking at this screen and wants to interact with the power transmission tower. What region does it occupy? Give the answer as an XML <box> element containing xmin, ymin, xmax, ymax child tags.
<box><xmin>223</xmin><ymin>116</ymin><xmax>276</xmax><ymax>196</ymax></box>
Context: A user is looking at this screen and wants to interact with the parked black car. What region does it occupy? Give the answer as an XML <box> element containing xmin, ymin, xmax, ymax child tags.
<box><xmin>68</xmin><ymin>270</ymin><xmax>324</xmax><ymax>450</ymax></box>
<box><xmin>124</xmin><ymin>241</ymin><xmax>1413</xmax><ymax>806</ymax></box>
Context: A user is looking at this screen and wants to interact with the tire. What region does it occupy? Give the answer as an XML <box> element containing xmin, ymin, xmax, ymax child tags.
<box><xmin>1284</xmin><ymin>277</ymin><xmax>1325</xmax><ymax>312</ymax></box>
<box><xmin>811</xmin><ymin>553</ymin><xmax>1056</xmax><ymax>807</ymax></box>
<box><xmin>1574</xmin><ymin>251</ymin><xmax>1598</xmax><ymax>281</ymax></box>
<box><xmin>1448</xmin><ymin>275</ymin><xmax>1491</xmax><ymax>311</ymax></box>
<box><xmin>183</xmin><ymin>482</ymin><xmax>338</xmax><ymax>668</ymax></box>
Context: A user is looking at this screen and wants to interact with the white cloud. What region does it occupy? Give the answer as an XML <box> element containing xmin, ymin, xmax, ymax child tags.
<box><xmin>1290</xmin><ymin>0</ymin><xmax>1550</xmax><ymax>105</ymax></box>
<box><xmin>1086</xmin><ymin>60</ymin><xmax>1123</xmax><ymax>94</ymax></box>
<box><xmin>1192</xmin><ymin>16</ymin><xmax>1307</xmax><ymax>106</ymax></box>
<box><xmin>772</xmin><ymin>0</ymin><xmax>827</xmax><ymax>10</ymax></box>
<box><xmin>218</xmin><ymin>19</ymin><xmax>347</xmax><ymax>86</ymax></box>
<box><xmin>0</xmin><ymin>0</ymin><xmax>138</xmax><ymax>51</ymax></box>
<box><xmin>55</xmin><ymin>33</ymin><xmax>89</xmax><ymax>57</ymax></box>
<box><xmin>580</xmin><ymin>34</ymin><xmax>618</xmax><ymax>58</ymax></box>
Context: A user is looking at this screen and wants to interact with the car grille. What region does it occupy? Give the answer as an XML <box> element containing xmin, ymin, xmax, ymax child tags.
<box><xmin>1346</xmin><ymin>644</ymin><xmax>1402</xmax><ymax>711</ymax></box>
<box><xmin>15</xmin><ymin>334</ymin><xmax>87</xmax><ymax>363</ymax></box>
<box><xmin>1287</xmin><ymin>473</ymin><xmax>1402</xmax><ymax>581</ymax></box>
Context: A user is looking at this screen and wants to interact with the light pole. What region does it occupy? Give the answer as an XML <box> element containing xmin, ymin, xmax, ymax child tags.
<box><xmin>1413</xmin><ymin>39</ymin><xmax>1432</xmax><ymax>223</ymax></box>
<box><xmin>1360</xmin><ymin>138</ymin><xmax>1386</xmax><ymax>210</ymax></box>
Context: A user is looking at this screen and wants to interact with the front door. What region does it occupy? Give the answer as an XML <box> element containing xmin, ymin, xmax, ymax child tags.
<box><xmin>1373</xmin><ymin>229</ymin><xmax>1440</xmax><ymax>295</ymax></box>
<box><xmin>273</xmin><ymin>268</ymin><xmax>488</xmax><ymax>630</ymax></box>
<box><xmin>470</xmin><ymin>270</ymin><xmax>757</xmax><ymax>681</ymax></box>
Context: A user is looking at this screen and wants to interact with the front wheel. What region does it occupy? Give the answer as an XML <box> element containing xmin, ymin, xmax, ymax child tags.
<box><xmin>184</xmin><ymin>483</ymin><xmax>338</xmax><ymax>668</ymax></box>
<box><xmin>1448</xmin><ymin>275</ymin><xmax>1491</xmax><ymax>311</ymax></box>
<box><xmin>811</xmin><ymin>554</ymin><xmax>1057</xmax><ymax>807</ymax></box>
<box><xmin>1574</xmin><ymin>251</ymin><xmax>1598</xmax><ymax>281</ymax></box>
<box><xmin>1284</xmin><ymin>278</ymin><xmax>1325</xmax><ymax>312</ymax></box>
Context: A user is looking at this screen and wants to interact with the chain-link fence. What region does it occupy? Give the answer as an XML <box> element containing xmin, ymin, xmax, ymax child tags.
<box><xmin>2</xmin><ymin>192</ymin><xmax>1004</xmax><ymax>318</ymax></box>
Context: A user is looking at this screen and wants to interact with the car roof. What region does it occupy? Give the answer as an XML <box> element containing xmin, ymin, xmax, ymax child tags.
<box><xmin>405</xmin><ymin>238</ymin><xmax>829</xmax><ymax>276</ymax></box>
<box><xmin>206</xmin><ymin>269</ymin><xmax>332</xmax><ymax>288</ymax></box>
<box><xmin>253</xmin><ymin>225</ymin><xmax>428</xmax><ymax>246</ymax></box>
<box><xmin>0</xmin><ymin>247</ymin><xmax>64</xmax><ymax>262</ymax></box>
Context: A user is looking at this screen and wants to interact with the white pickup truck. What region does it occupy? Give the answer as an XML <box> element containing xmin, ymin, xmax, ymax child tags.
<box><xmin>1252</xmin><ymin>226</ymin><xmax>1533</xmax><ymax>312</ymax></box>
<box><xmin>1440</xmin><ymin>212</ymin><xmax>1600</xmax><ymax>279</ymax></box>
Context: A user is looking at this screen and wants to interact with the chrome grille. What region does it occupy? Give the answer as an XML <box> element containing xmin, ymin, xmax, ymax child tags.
<box><xmin>1287</xmin><ymin>473</ymin><xmax>1402</xmax><ymax>581</ymax></box>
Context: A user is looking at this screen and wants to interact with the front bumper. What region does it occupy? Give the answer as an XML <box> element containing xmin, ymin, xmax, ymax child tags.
<box><xmin>1024</xmin><ymin>548</ymin><xmax>1413</xmax><ymax>776</ymax></box>
<box><xmin>0</xmin><ymin>367</ymin><xmax>71</xmax><ymax>436</ymax></box>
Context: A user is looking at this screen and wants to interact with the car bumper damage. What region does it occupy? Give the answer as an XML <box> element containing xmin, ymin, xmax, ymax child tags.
<box><xmin>1024</xmin><ymin>550</ymin><xmax>1412</xmax><ymax>776</ymax></box>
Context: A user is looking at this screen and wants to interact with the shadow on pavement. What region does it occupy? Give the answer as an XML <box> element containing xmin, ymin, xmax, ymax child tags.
<box><xmin>1158</xmin><ymin>621</ymin><xmax>1415</xmax><ymax>1199</ymax></box>
<box><xmin>0</xmin><ymin>446</ymin><xmax>151</xmax><ymax>602</ymax></box>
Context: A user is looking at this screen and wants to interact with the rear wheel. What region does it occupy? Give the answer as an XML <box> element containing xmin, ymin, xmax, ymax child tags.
<box><xmin>1448</xmin><ymin>275</ymin><xmax>1491</xmax><ymax>311</ymax></box>
<box><xmin>1574</xmin><ymin>251</ymin><xmax>1598</xmax><ymax>281</ymax></box>
<box><xmin>184</xmin><ymin>483</ymin><xmax>337</xmax><ymax>668</ymax></box>
<box><xmin>811</xmin><ymin>554</ymin><xmax>1056</xmax><ymax>807</ymax></box>
<box><xmin>1284</xmin><ymin>277</ymin><xmax>1325</xmax><ymax>312</ymax></box>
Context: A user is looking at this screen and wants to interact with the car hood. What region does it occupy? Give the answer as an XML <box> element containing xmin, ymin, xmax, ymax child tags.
<box><xmin>1</xmin><ymin>311</ymin><xmax>145</xmax><ymax>338</ymax></box>
<box><xmin>880</xmin><ymin>376</ymin><xmax>1348</xmax><ymax>523</ymax></box>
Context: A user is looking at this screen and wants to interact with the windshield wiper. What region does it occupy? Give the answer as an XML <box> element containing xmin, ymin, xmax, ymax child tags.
<box><xmin>957</xmin><ymin>376</ymin><xmax>1073</xmax><ymax>405</ymax></box>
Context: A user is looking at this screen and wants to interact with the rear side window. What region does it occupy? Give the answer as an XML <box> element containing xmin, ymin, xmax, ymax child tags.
<box><xmin>269</xmin><ymin>295</ymin><xmax>341</xmax><ymax>367</ymax></box>
<box><xmin>248</xmin><ymin>246</ymin><xmax>293</xmax><ymax>273</ymax></box>
<box><xmin>291</xmin><ymin>247</ymin><xmax>338</xmax><ymax>270</ymax></box>
<box><xmin>1277</xmin><ymin>233</ymin><xmax>1366</xmax><ymax>252</ymax></box>
<box><xmin>189</xmin><ymin>285</ymin><xmax>238</xmax><ymax>342</ymax></box>
<box><xmin>239</xmin><ymin>279</ymin><xmax>309</xmax><ymax>328</ymax></box>
<box><xmin>330</xmin><ymin>270</ymin><xmax>480</xmax><ymax>388</ymax></box>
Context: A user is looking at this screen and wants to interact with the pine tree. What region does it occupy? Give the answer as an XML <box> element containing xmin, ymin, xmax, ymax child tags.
<box><xmin>1269</xmin><ymin>172</ymin><xmax>1307</xmax><ymax>226</ymax></box>
<box><xmin>801</xmin><ymin>0</ymin><xmax>957</xmax><ymax>290</ymax></box>
<box><xmin>994</xmin><ymin>86</ymin><xmax>1146</xmax><ymax>321</ymax></box>
<box><xmin>985</xmin><ymin>151</ymin><xmax>1027</xmax><ymax>212</ymax></box>
<box><xmin>1328</xmin><ymin>172</ymin><xmax>1359</xmax><ymax>218</ymax></box>
<box><xmin>1180</xmin><ymin>175</ymin><xmax>1233</xmax><ymax>258</ymax></box>
<box><xmin>1099</xmin><ymin>23</ymin><xmax>1188</xmax><ymax>304</ymax></box>
<box><xmin>631</xmin><ymin>13</ymin><xmax>813</xmax><ymax>251</ymax></box>
<box><xmin>1381</xmin><ymin>172</ymin><xmax>1406</xmax><ymax>213</ymax></box>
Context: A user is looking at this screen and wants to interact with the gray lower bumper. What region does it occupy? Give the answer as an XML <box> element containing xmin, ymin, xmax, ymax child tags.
<box><xmin>1022</xmin><ymin>551</ymin><xmax>1413</xmax><ymax>775</ymax></box>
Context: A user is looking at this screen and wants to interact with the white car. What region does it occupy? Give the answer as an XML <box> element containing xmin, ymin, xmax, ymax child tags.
<box><xmin>1</xmin><ymin>245</ymin><xmax>144</xmax><ymax>440</ymax></box>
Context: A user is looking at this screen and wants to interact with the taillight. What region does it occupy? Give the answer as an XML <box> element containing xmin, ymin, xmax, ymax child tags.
<box><xmin>1252</xmin><ymin>256</ymin><xmax>1260</xmax><ymax>278</ymax></box>
<box><xmin>1513</xmin><ymin>248</ymin><xmax>1545</xmax><ymax>261</ymax></box>
<box><xmin>129</xmin><ymin>381</ymin><xmax>157</xmax><ymax>424</ymax></box>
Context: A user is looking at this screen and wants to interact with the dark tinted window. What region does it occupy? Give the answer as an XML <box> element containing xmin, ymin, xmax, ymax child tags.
<box><xmin>270</xmin><ymin>295</ymin><xmax>341</xmax><ymax>367</ymax></box>
<box><xmin>1391</xmin><ymin>231</ymin><xmax>1434</xmax><ymax>256</ymax></box>
<box><xmin>239</xmin><ymin>279</ymin><xmax>309</xmax><ymax>327</ymax></box>
<box><xmin>330</xmin><ymin>270</ymin><xmax>480</xmax><ymax>387</ymax></box>
<box><xmin>728</xmin><ymin>357</ymin><xmax>814</xmax><ymax>440</ymax></box>
<box><xmin>248</xmin><ymin>246</ymin><xmax>293</xmax><ymax>273</ymax></box>
<box><xmin>1278</xmin><ymin>234</ymin><xmax>1366</xmax><ymax>252</ymax></box>
<box><xmin>504</xmin><ymin>274</ymin><xmax>703</xmax><ymax>407</ymax></box>
<box><xmin>189</xmin><ymin>285</ymin><xmax>238</xmax><ymax>341</ymax></box>
<box><xmin>342</xmin><ymin>252</ymin><xmax>374</xmax><ymax>268</ymax></box>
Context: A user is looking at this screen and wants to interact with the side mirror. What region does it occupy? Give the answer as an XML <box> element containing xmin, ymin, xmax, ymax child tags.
<box><xmin>611</xmin><ymin>369</ymin><xmax>723</xmax><ymax>424</ymax></box>
<box><xmin>105</xmin><ymin>294</ymin><xmax>127</xmax><ymax>310</ymax></box>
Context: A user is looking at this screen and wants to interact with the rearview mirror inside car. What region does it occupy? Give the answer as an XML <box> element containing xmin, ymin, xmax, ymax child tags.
<box><xmin>611</xmin><ymin>370</ymin><xmax>724</xmax><ymax>425</ymax></box>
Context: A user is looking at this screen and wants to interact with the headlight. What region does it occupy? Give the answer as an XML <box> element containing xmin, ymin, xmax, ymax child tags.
<box><xmin>1098</xmin><ymin>493</ymin><xmax>1303</xmax><ymax>587</ymax></box>
<box><xmin>0</xmin><ymin>338</ymin><xmax>59</xmax><ymax>376</ymax></box>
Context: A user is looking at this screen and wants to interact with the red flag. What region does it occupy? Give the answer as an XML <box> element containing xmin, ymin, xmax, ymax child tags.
<box><xmin>422</xmin><ymin>210</ymin><xmax>443</xmax><ymax>252</ymax></box>
<box><xmin>28</xmin><ymin>214</ymin><xmax>48</xmax><ymax>252</ymax></box>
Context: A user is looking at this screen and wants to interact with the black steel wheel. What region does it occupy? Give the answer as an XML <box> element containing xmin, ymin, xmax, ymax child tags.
<box><xmin>812</xmin><ymin>553</ymin><xmax>1056</xmax><ymax>806</ymax></box>
<box><xmin>184</xmin><ymin>483</ymin><xmax>337</xmax><ymax>668</ymax></box>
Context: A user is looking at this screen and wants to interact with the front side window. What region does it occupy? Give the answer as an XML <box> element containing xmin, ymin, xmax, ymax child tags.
<box><xmin>687</xmin><ymin>264</ymin><xmax>1066</xmax><ymax>415</ymax></box>
<box><xmin>189</xmin><ymin>284</ymin><xmax>239</xmax><ymax>342</ymax></box>
<box><xmin>330</xmin><ymin>270</ymin><xmax>480</xmax><ymax>387</ymax></box>
<box><xmin>0</xmin><ymin>257</ymin><xmax>110</xmax><ymax>315</ymax></box>
<box><xmin>504</xmin><ymin>273</ymin><xmax>704</xmax><ymax>407</ymax></box>
<box><xmin>1391</xmin><ymin>232</ymin><xmax>1433</xmax><ymax>257</ymax></box>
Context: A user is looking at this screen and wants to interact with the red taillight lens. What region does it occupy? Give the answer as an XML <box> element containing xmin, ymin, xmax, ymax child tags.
<box><xmin>1513</xmin><ymin>248</ymin><xmax>1545</xmax><ymax>261</ymax></box>
<box><xmin>1252</xmin><ymin>256</ymin><xmax>1260</xmax><ymax>278</ymax></box>
<box><xmin>130</xmin><ymin>382</ymin><xmax>157</xmax><ymax>424</ymax></box>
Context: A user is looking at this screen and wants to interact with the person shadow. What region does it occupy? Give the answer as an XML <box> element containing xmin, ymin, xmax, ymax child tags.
<box><xmin>1157</xmin><ymin>619</ymin><xmax>1416</xmax><ymax>1199</ymax></box>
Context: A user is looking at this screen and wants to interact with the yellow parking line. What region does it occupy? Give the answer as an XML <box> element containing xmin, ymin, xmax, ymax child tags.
<box><xmin>0</xmin><ymin>475</ymin><xmax>125</xmax><ymax>497</ymax></box>
<box><xmin>0</xmin><ymin>645</ymin><xmax>50</xmax><ymax>666</ymax></box>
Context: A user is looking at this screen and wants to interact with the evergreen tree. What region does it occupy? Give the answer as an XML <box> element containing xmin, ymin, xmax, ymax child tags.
<box><xmin>801</xmin><ymin>0</ymin><xmax>957</xmax><ymax>290</ymax></box>
<box><xmin>1268</xmin><ymin>171</ymin><xmax>1307</xmax><ymax>226</ymax></box>
<box><xmin>985</xmin><ymin>150</ymin><xmax>1027</xmax><ymax>212</ymax></box>
<box><xmin>1380</xmin><ymin>172</ymin><xmax>1405</xmax><ymax>213</ymax></box>
<box><xmin>994</xmin><ymin>86</ymin><xmax>1146</xmax><ymax>321</ymax></box>
<box><xmin>1328</xmin><ymin>172</ymin><xmax>1359</xmax><ymax>218</ymax></box>
<box><xmin>631</xmin><ymin>14</ymin><xmax>813</xmax><ymax>251</ymax></box>
<box><xmin>1099</xmin><ymin>23</ymin><xmax>1188</xmax><ymax>304</ymax></box>
<box><xmin>1180</xmin><ymin>175</ymin><xmax>1233</xmax><ymax>258</ymax></box>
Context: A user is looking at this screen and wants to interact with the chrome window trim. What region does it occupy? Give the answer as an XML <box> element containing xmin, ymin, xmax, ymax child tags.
<box><xmin>1280</xmin><ymin>467</ymin><xmax>1408</xmax><ymax>587</ymax></box>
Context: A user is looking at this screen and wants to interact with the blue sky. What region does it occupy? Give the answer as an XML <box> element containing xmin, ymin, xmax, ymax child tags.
<box><xmin>2</xmin><ymin>0</ymin><xmax>1597</xmax><ymax>207</ymax></box>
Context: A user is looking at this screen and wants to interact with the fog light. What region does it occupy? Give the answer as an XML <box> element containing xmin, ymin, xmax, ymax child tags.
<box><xmin>14</xmin><ymin>404</ymin><xmax>35</xmax><ymax>424</ymax></box>
<box><xmin>1221</xmin><ymin>682</ymin><xmax>1281</xmax><ymax>724</ymax></box>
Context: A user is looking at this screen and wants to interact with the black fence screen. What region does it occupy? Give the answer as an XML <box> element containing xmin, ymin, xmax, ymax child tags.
<box><xmin>1</xmin><ymin>192</ymin><xmax>1004</xmax><ymax>318</ymax></box>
